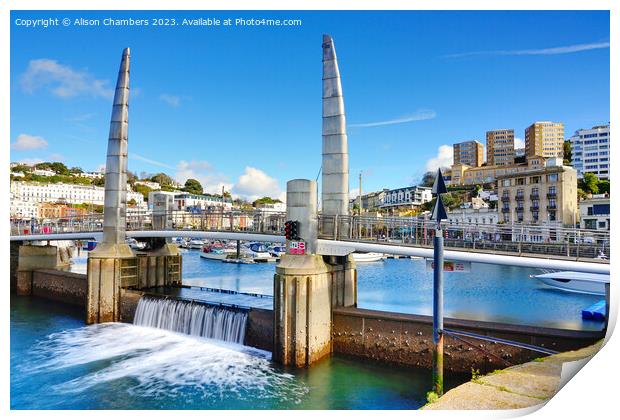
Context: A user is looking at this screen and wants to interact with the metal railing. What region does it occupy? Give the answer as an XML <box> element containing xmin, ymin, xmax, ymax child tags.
<box><xmin>10</xmin><ymin>210</ymin><xmax>610</xmax><ymax>260</ymax></box>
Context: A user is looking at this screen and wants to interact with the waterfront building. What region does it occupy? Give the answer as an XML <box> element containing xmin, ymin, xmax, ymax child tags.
<box><xmin>579</xmin><ymin>194</ymin><xmax>610</xmax><ymax>231</ymax></box>
<box><xmin>10</xmin><ymin>181</ymin><xmax>146</xmax><ymax>209</ymax></box>
<box><xmin>349</xmin><ymin>189</ymin><xmax>388</xmax><ymax>213</ymax></box>
<box><xmin>448</xmin><ymin>156</ymin><xmax>545</xmax><ymax>186</ymax></box>
<box><xmin>447</xmin><ymin>208</ymin><xmax>499</xmax><ymax>226</ymax></box>
<box><xmin>569</xmin><ymin>124</ymin><xmax>610</xmax><ymax>179</ymax></box>
<box><xmin>135</xmin><ymin>180</ymin><xmax>161</xmax><ymax>190</ymax></box>
<box><xmin>9</xmin><ymin>199</ymin><xmax>38</xmax><ymax>220</ymax></box>
<box><xmin>486</xmin><ymin>129</ymin><xmax>515</xmax><ymax>166</ymax></box>
<box><xmin>33</xmin><ymin>169</ymin><xmax>56</xmax><ymax>177</ymax></box>
<box><xmin>38</xmin><ymin>203</ymin><xmax>88</xmax><ymax>219</ymax></box>
<box><xmin>453</xmin><ymin>140</ymin><xmax>484</xmax><ymax>167</ymax></box>
<box><xmin>174</xmin><ymin>193</ymin><xmax>233</xmax><ymax>212</ymax></box>
<box><xmin>497</xmin><ymin>158</ymin><xmax>578</xmax><ymax>227</ymax></box>
<box><xmin>525</xmin><ymin>121</ymin><xmax>564</xmax><ymax>159</ymax></box>
<box><xmin>381</xmin><ymin>186</ymin><xmax>432</xmax><ymax>212</ymax></box>
<box><xmin>255</xmin><ymin>201</ymin><xmax>286</xmax><ymax>213</ymax></box>
<box><xmin>78</xmin><ymin>171</ymin><xmax>105</xmax><ymax>179</ymax></box>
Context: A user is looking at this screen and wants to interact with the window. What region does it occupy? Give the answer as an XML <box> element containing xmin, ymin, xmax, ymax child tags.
<box><xmin>549</xmin><ymin>212</ymin><xmax>556</xmax><ymax>221</ymax></box>
<box><xmin>547</xmin><ymin>173</ymin><xmax>558</xmax><ymax>182</ymax></box>
<box><xmin>599</xmin><ymin>221</ymin><xmax>607</xmax><ymax>229</ymax></box>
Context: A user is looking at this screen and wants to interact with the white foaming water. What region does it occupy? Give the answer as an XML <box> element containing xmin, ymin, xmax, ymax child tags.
<box><xmin>25</xmin><ymin>323</ymin><xmax>307</xmax><ymax>403</ymax></box>
<box><xmin>133</xmin><ymin>296</ymin><xmax>247</xmax><ymax>344</ymax></box>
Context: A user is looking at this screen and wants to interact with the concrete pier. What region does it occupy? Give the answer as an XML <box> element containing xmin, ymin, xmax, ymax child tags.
<box><xmin>273</xmin><ymin>179</ymin><xmax>357</xmax><ymax>367</ymax></box>
<box><xmin>16</xmin><ymin>244</ymin><xmax>71</xmax><ymax>295</ymax></box>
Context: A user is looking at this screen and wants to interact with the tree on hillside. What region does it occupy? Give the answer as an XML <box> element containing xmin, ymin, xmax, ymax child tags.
<box><xmin>252</xmin><ymin>196</ymin><xmax>282</xmax><ymax>207</ymax></box>
<box><xmin>127</xmin><ymin>171</ymin><xmax>138</xmax><ymax>185</ymax></box>
<box><xmin>563</xmin><ymin>141</ymin><xmax>572</xmax><ymax>166</ymax></box>
<box><xmin>36</xmin><ymin>161</ymin><xmax>70</xmax><ymax>175</ymax></box>
<box><xmin>69</xmin><ymin>166</ymin><xmax>83</xmax><ymax>174</ymax></box>
<box><xmin>598</xmin><ymin>180</ymin><xmax>610</xmax><ymax>195</ymax></box>
<box><xmin>11</xmin><ymin>164</ymin><xmax>31</xmax><ymax>173</ymax></box>
<box><xmin>134</xmin><ymin>184</ymin><xmax>153</xmax><ymax>200</ymax></box>
<box><xmin>150</xmin><ymin>172</ymin><xmax>173</xmax><ymax>187</ymax></box>
<box><xmin>579</xmin><ymin>172</ymin><xmax>600</xmax><ymax>195</ymax></box>
<box><xmin>184</xmin><ymin>179</ymin><xmax>203</xmax><ymax>195</ymax></box>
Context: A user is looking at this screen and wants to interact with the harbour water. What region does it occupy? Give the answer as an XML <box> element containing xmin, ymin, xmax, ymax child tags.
<box><xmin>11</xmin><ymin>246</ymin><xmax>603</xmax><ymax>409</ymax></box>
<box><xmin>10</xmin><ymin>296</ymin><xmax>466</xmax><ymax>409</ymax></box>
<box><xmin>169</xmin><ymin>248</ymin><xmax>602</xmax><ymax>331</ymax></box>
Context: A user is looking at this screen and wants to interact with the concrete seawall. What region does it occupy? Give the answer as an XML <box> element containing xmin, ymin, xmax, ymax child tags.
<box><xmin>30</xmin><ymin>269</ymin><xmax>87</xmax><ymax>306</ymax></box>
<box><xmin>332</xmin><ymin>307</ymin><xmax>603</xmax><ymax>374</ymax></box>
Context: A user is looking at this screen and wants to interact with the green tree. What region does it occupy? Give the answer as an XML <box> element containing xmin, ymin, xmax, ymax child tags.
<box><xmin>11</xmin><ymin>164</ymin><xmax>31</xmax><ymax>173</ymax></box>
<box><xmin>252</xmin><ymin>196</ymin><xmax>282</xmax><ymax>207</ymax></box>
<box><xmin>127</xmin><ymin>171</ymin><xmax>138</xmax><ymax>185</ymax></box>
<box><xmin>151</xmin><ymin>172</ymin><xmax>174</xmax><ymax>187</ymax></box>
<box><xmin>69</xmin><ymin>166</ymin><xmax>83</xmax><ymax>174</ymax></box>
<box><xmin>598</xmin><ymin>180</ymin><xmax>610</xmax><ymax>195</ymax></box>
<box><xmin>127</xmin><ymin>198</ymin><xmax>137</xmax><ymax>206</ymax></box>
<box><xmin>579</xmin><ymin>172</ymin><xmax>599</xmax><ymax>194</ymax></box>
<box><xmin>184</xmin><ymin>178</ymin><xmax>203</xmax><ymax>195</ymax></box>
<box><xmin>563</xmin><ymin>141</ymin><xmax>572</xmax><ymax>166</ymax></box>
<box><xmin>134</xmin><ymin>184</ymin><xmax>153</xmax><ymax>200</ymax></box>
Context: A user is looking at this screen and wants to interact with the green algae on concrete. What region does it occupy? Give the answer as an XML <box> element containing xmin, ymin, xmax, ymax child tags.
<box><xmin>423</xmin><ymin>341</ymin><xmax>603</xmax><ymax>410</ymax></box>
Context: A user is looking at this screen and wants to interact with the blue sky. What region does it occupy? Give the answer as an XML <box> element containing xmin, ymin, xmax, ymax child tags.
<box><xmin>10</xmin><ymin>10</ymin><xmax>610</xmax><ymax>200</ymax></box>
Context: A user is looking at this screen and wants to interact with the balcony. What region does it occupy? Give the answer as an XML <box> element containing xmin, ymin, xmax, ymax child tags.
<box><xmin>547</xmin><ymin>204</ymin><xmax>557</xmax><ymax>210</ymax></box>
<box><xmin>530</xmin><ymin>205</ymin><xmax>539</xmax><ymax>212</ymax></box>
<box><xmin>547</xmin><ymin>192</ymin><xmax>557</xmax><ymax>199</ymax></box>
<box><xmin>515</xmin><ymin>194</ymin><xmax>525</xmax><ymax>201</ymax></box>
<box><xmin>501</xmin><ymin>207</ymin><xmax>510</xmax><ymax>213</ymax></box>
<box><xmin>516</xmin><ymin>207</ymin><xmax>524</xmax><ymax>212</ymax></box>
<box><xmin>530</xmin><ymin>193</ymin><xmax>539</xmax><ymax>200</ymax></box>
<box><xmin>501</xmin><ymin>195</ymin><xmax>510</xmax><ymax>202</ymax></box>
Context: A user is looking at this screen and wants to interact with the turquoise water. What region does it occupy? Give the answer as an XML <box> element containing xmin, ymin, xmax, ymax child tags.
<box><xmin>12</xmin><ymin>248</ymin><xmax>603</xmax><ymax>409</ymax></box>
<box><xmin>10</xmin><ymin>296</ymin><xmax>465</xmax><ymax>409</ymax></box>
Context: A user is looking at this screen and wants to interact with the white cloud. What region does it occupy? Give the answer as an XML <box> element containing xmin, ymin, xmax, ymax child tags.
<box><xmin>349</xmin><ymin>109</ymin><xmax>436</xmax><ymax>128</ymax></box>
<box><xmin>514</xmin><ymin>137</ymin><xmax>525</xmax><ymax>149</ymax></box>
<box><xmin>11</xmin><ymin>134</ymin><xmax>48</xmax><ymax>151</ymax></box>
<box><xmin>425</xmin><ymin>145</ymin><xmax>453</xmax><ymax>172</ymax></box>
<box><xmin>232</xmin><ymin>167</ymin><xmax>284</xmax><ymax>201</ymax></box>
<box><xmin>175</xmin><ymin>160</ymin><xmax>233</xmax><ymax>195</ymax></box>
<box><xmin>445</xmin><ymin>41</ymin><xmax>610</xmax><ymax>59</ymax></box>
<box><xmin>159</xmin><ymin>94</ymin><xmax>181</xmax><ymax>107</ymax></box>
<box><xmin>21</xmin><ymin>59</ymin><xmax>113</xmax><ymax>98</ymax></box>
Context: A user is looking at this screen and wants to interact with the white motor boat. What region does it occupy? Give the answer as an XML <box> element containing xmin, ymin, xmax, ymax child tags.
<box><xmin>268</xmin><ymin>245</ymin><xmax>286</xmax><ymax>258</ymax></box>
<box><xmin>532</xmin><ymin>271</ymin><xmax>609</xmax><ymax>296</ymax></box>
<box><xmin>351</xmin><ymin>252</ymin><xmax>384</xmax><ymax>262</ymax></box>
<box><xmin>246</xmin><ymin>243</ymin><xmax>277</xmax><ymax>262</ymax></box>
<box><xmin>187</xmin><ymin>239</ymin><xmax>205</xmax><ymax>249</ymax></box>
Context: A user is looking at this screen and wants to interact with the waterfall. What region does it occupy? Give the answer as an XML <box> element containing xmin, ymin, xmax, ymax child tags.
<box><xmin>133</xmin><ymin>296</ymin><xmax>248</xmax><ymax>344</ymax></box>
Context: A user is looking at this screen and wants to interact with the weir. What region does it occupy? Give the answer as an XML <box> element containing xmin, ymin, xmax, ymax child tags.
<box><xmin>134</xmin><ymin>296</ymin><xmax>248</xmax><ymax>344</ymax></box>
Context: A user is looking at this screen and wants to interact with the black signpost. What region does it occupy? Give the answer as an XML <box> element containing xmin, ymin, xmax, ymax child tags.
<box><xmin>431</xmin><ymin>168</ymin><xmax>448</xmax><ymax>396</ymax></box>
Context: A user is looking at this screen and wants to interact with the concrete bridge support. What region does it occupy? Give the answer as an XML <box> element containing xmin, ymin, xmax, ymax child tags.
<box><xmin>273</xmin><ymin>179</ymin><xmax>357</xmax><ymax>367</ymax></box>
<box><xmin>86</xmin><ymin>47</ymin><xmax>135</xmax><ymax>324</ymax></box>
<box><xmin>15</xmin><ymin>244</ymin><xmax>71</xmax><ymax>295</ymax></box>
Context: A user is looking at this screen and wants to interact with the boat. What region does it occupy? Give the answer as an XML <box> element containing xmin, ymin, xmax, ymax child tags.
<box><xmin>246</xmin><ymin>243</ymin><xmax>277</xmax><ymax>262</ymax></box>
<box><xmin>127</xmin><ymin>238</ymin><xmax>146</xmax><ymax>251</ymax></box>
<box><xmin>532</xmin><ymin>271</ymin><xmax>609</xmax><ymax>296</ymax></box>
<box><xmin>199</xmin><ymin>243</ymin><xmax>239</xmax><ymax>260</ymax></box>
<box><xmin>351</xmin><ymin>252</ymin><xmax>384</xmax><ymax>262</ymax></box>
<box><xmin>187</xmin><ymin>239</ymin><xmax>205</xmax><ymax>249</ymax></box>
<box><xmin>268</xmin><ymin>245</ymin><xmax>286</xmax><ymax>258</ymax></box>
<box><xmin>222</xmin><ymin>255</ymin><xmax>256</xmax><ymax>264</ymax></box>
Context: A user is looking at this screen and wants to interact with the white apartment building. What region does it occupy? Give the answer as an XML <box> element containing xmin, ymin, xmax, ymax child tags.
<box><xmin>9</xmin><ymin>199</ymin><xmax>39</xmax><ymax>220</ymax></box>
<box><xmin>579</xmin><ymin>194</ymin><xmax>610</xmax><ymax>231</ymax></box>
<box><xmin>174</xmin><ymin>193</ymin><xmax>233</xmax><ymax>212</ymax></box>
<box><xmin>569</xmin><ymin>124</ymin><xmax>610</xmax><ymax>179</ymax></box>
<box><xmin>135</xmin><ymin>180</ymin><xmax>161</xmax><ymax>190</ymax></box>
<box><xmin>381</xmin><ymin>186</ymin><xmax>432</xmax><ymax>210</ymax></box>
<box><xmin>10</xmin><ymin>181</ymin><xmax>146</xmax><ymax>208</ymax></box>
<box><xmin>447</xmin><ymin>208</ymin><xmax>499</xmax><ymax>226</ymax></box>
<box><xmin>33</xmin><ymin>169</ymin><xmax>56</xmax><ymax>177</ymax></box>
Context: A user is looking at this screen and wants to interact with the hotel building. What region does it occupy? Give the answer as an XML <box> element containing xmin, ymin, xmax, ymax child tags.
<box><xmin>525</xmin><ymin>121</ymin><xmax>564</xmax><ymax>158</ymax></box>
<box><xmin>569</xmin><ymin>124</ymin><xmax>610</xmax><ymax>179</ymax></box>
<box><xmin>486</xmin><ymin>129</ymin><xmax>515</xmax><ymax>166</ymax></box>
<box><xmin>453</xmin><ymin>140</ymin><xmax>484</xmax><ymax>167</ymax></box>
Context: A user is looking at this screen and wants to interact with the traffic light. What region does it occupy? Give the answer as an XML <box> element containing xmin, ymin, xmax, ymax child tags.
<box><xmin>285</xmin><ymin>220</ymin><xmax>300</xmax><ymax>240</ymax></box>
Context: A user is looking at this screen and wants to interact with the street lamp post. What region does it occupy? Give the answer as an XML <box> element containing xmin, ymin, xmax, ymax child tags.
<box><xmin>431</xmin><ymin>168</ymin><xmax>448</xmax><ymax>396</ymax></box>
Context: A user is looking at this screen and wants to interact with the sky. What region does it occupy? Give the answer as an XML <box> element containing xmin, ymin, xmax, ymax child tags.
<box><xmin>10</xmin><ymin>10</ymin><xmax>610</xmax><ymax>201</ymax></box>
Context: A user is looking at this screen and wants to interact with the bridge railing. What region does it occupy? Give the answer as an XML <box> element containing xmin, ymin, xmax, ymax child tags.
<box><xmin>10</xmin><ymin>211</ymin><xmax>610</xmax><ymax>260</ymax></box>
<box><xmin>317</xmin><ymin>214</ymin><xmax>610</xmax><ymax>260</ymax></box>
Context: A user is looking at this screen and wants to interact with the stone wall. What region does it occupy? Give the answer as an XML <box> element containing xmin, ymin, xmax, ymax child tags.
<box><xmin>332</xmin><ymin>307</ymin><xmax>604</xmax><ymax>374</ymax></box>
<box><xmin>30</xmin><ymin>269</ymin><xmax>87</xmax><ymax>306</ymax></box>
<box><xmin>245</xmin><ymin>308</ymin><xmax>274</xmax><ymax>351</ymax></box>
<box><xmin>120</xmin><ymin>289</ymin><xmax>145</xmax><ymax>323</ymax></box>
